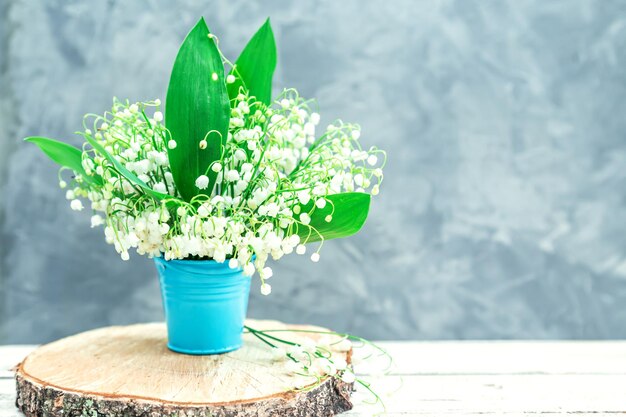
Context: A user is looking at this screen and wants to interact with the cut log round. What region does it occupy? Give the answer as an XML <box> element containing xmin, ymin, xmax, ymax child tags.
<box><xmin>15</xmin><ymin>320</ymin><xmax>353</xmax><ymax>417</ymax></box>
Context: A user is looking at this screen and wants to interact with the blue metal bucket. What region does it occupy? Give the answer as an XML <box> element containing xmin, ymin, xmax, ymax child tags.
<box><xmin>154</xmin><ymin>257</ymin><xmax>251</xmax><ymax>355</ymax></box>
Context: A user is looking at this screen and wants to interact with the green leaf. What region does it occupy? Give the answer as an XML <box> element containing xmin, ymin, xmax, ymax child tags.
<box><xmin>228</xmin><ymin>18</ymin><xmax>277</xmax><ymax>105</ymax></box>
<box><xmin>25</xmin><ymin>136</ymin><xmax>100</xmax><ymax>186</ymax></box>
<box><xmin>166</xmin><ymin>17</ymin><xmax>230</xmax><ymax>201</ymax></box>
<box><xmin>295</xmin><ymin>192</ymin><xmax>371</xmax><ymax>243</ymax></box>
<box><xmin>82</xmin><ymin>135</ymin><xmax>170</xmax><ymax>201</ymax></box>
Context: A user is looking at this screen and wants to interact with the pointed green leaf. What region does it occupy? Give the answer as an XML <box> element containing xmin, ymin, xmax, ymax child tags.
<box><xmin>25</xmin><ymin>136</ymin><xmax>100</xmax><ymax>186</ymax></box>
<box><xmin>166</xmin><ymin>17</ymin><xmax>230</xmax><ymax>201</ymax></box>
<box><xmin>295</xmin><ymin>192</ymin><xmax>371</xmax><ymax>243</ymax></box>
<box><xmin>228</xmin><ymin>18</ymin><xmax>276</xmax><ymax>105</ymax></box>
<box><xmin>25</xmin><ymin>136</ymin><xmax>86</xmax><ymax>174</ymax></box>
<box><xmin>83</xmin><ymin>135</ymin><xmax>170</xmax><ymax>201</ymax></box>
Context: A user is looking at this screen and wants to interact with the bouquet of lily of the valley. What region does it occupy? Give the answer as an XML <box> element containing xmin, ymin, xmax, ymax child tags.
<box><xmin>26</xmin><ymin>19</ymin><xmax>393</xmax><ymax>403</ymax></box>
<box><xmin>27</xmin><ymin>18</ymin><xmax>385</xmax><ymax>294</ymax></box>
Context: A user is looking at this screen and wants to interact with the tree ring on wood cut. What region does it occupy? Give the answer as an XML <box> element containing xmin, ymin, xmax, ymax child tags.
<box><xmin>14</xmin><ymin>320</ymin><xmax>354</xmax><ymax>417</ymax></box>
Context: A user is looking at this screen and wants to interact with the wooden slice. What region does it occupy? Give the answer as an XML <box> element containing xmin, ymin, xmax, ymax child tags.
<box><xmin>15</xmin><ymin>320</ymin><xmax>354</xmax><ymax>417</ymax></box>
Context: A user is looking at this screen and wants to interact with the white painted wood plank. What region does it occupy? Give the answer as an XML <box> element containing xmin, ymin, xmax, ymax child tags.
<box><xmin>5</xmin><ymin>341</ymin><xmax>626</xmax><ymax>376</ymax></box>
<box><xmin>4</xmin><ymin>374</ymin><xmax>626</xmax><ymax>416</ymax></box>
<box><xmin>0</xmin><ymin>380</ymin><xmax>18</xmax><ymax>417</ymax></box>
<box><xmin>4</xmin><ymin>343</ymin><xmax>626</xmax><ymax>415</ymax></box>
<box><xmin>0</xmin><ymin>347</ymin><xmax>35</xmax><ymax>379</ymax></box>
<box><xmin>355</xmin><ymin>341</ymin><xmax>626</xmax><ymax>375</ymax></box>
<box><xmin>347</xmin><ymin>374</ymin><xmax>626</xmax><ymax>415</ymax></box>
<box><xmin>3</xmin><ymin>374</ymin><xmax>626</xmax><ymax>415</ymax></box>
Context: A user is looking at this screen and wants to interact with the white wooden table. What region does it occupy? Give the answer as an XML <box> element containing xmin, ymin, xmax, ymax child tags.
<box><xmin>2</xmin><ymin>341</ymin><xmax>626</xmax><ymax>416</ymax></box>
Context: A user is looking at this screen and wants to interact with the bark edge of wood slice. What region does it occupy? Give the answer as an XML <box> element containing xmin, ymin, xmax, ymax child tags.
<box><xmin>15</xmin><ymin>320</ymin><xmax>354</xmax><ymax>417</ymax></box>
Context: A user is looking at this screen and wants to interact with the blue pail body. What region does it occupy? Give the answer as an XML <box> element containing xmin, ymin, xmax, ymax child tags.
<box><xmin>154</xmin><ymin>257</ymin><xmax>251</xmax><ymax>355</ymax></box>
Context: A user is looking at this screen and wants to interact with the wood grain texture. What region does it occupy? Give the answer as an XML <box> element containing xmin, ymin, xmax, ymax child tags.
<box><xmin>5</xmin><ymin>341</ymin><xmax>626</xmax><ymax>416</ymax></box>
<box><xmin>8</xmin><ymin>341</ymin><xmax>626</xmax><ymax>378</ymax></box>
<box><xmin>13</xmin><ymin>321</ymin><xmax>354</xmax><ymax>417</ymax></box>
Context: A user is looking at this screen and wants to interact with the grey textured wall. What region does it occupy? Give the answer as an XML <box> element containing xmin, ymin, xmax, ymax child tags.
<box><xmin>2</xmin><ymin>0</ymin><xmax>626</xmax><ymax>343</ymax></box>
